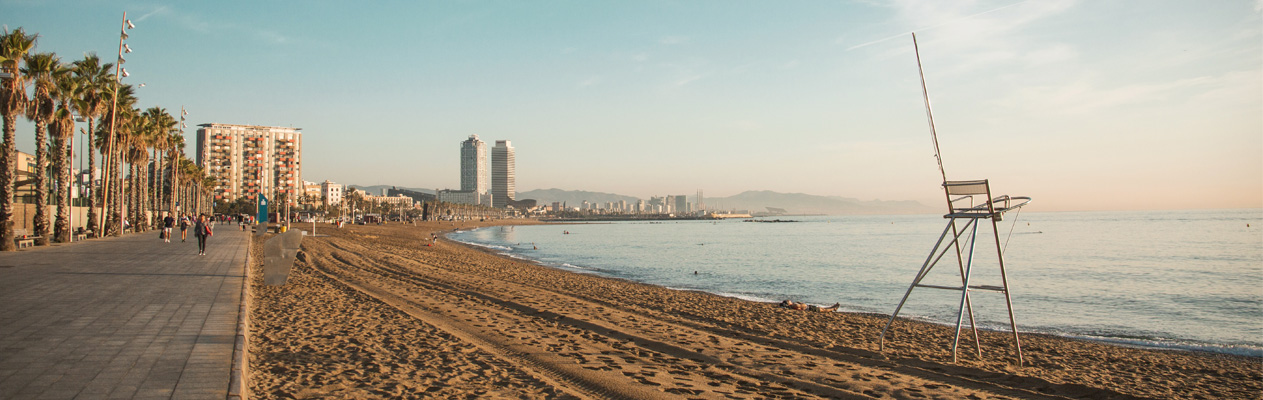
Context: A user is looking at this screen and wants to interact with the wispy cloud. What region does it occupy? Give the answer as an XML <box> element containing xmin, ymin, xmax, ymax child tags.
<box><xmin>1002</xmin><ymin>73</ymin><xmax>1237</xmax><ymax>115</ymax></box>
<box><xmin>258</xmin><ymin>30</ymin><xmax>290</xmax><ymax>45</ymax></box>
<box><xmin>844</xmin><ymin>0</ymin><xmax>1071</xmax><ymax>52</ymax></box>
<box><xmin>674</xmin><ymin>73</ymin><xmax>707</xmax><ymax>87</ymax></box>
<box><xmin>139</xmin><ymin>5</ymin><xmax>293</xmax><ymax>45</ymax></box>
<box><xmin>659</xmin><ymin>36</ymin><xmax>688</xmax><ymax>45</ymax></box>
<box><xmin>578</xmin><ymin>76</ymin><xmax>601</xmax><ymax>87</ymax></box>
<box><xmin>134</xmin><ymin>6</ymin><xmax>168</xmax><ymax>22</ymax></box>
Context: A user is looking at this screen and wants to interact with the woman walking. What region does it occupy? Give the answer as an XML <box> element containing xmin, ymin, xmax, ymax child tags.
<box><xmin>194</xmin><ymin>214</ymin><xmax>213</xmax><ymax>256</ymax></box>
<box><xmin>179</xmin><ymin>214</ymin><xmax>190</xmax><ymax>242</ymax></box>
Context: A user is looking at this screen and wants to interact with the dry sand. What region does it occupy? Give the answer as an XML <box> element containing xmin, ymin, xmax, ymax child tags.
<box><xmin>247</xmin><ymin>220</ymin><xmax>1260</xmax><ymax>399</ymax></box>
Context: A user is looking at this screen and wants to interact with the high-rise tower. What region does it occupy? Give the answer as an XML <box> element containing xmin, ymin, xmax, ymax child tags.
<box><xmin>460</xmin><ymin>135</ymin><xmax>488</xmax><ymax>195</ymax></box>
<box><xmin>492</xmin><ymin>140</ymin><xmax>515</xmax><ymax>208</ymax></box>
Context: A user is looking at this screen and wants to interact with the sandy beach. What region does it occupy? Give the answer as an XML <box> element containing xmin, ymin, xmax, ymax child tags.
<box><xmin>246</xmin><ymin>220</ymin><xmax>1260</xmax><ymax>399</ymax></box>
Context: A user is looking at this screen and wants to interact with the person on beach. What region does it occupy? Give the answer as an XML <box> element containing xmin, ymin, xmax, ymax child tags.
<box><xmin>194</xmin><ymin>214</ymin><xmax>213</xmax><ymax>256</ymax></box>
<box><xmin>162</xmin><ymin>213</ymin><xmax>175</xmax><ymax>242</ymax></box>
<box><xmin>779</xmin><ymin>300</ymin><xmax>841</xmax><ymax>312</ymax></box>
<box><xmin>179</xmin><ymin>215</ymin><xmax>190</xmax><ymax>242</ymax></box>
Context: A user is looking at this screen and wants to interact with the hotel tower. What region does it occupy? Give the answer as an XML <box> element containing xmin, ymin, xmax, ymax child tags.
<box><xmin>460</xmin><ymin>135</ymin><xmax>489</xmax><ymax>195</ymax></box>
<box><xmin>196</xmin><ymin>123</ymin><xmax>302</xmax><ymax>202</ymax></box>
<box><xmin>492</xmin><ymin>140</ymin><xmax>515</xmax><ymax>208</ymax></box>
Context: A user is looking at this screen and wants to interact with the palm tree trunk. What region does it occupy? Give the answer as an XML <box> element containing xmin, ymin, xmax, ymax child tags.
<box><xmin>1</xmin><ymin>111</ymin><xmax>17</xmax><ymax>251</ymax></box>
<box><xmin>129</xmin><ymin>160</ymin><xmax>138</xmax><ymax>231</ymax></box>
<box><xmin>33</xmin><ymin>119</ymin><xmax>49</xmax><ymax>245</ymax></box>
<box><xmin>53</xmin><ymin>130</ymin><xmax>71</xmax><ymax>243</ymax></box>
<box><xmin>86</xmin><ymin>119</ymin><xmax>98</xmax><ymax>237</ymax></box>
<box><xmin>141</xmin><ymin>158</ymin><xmax>150</xmax><ymax>231</ymax></box>
<box><xmin>107</xmin><ymin>145</ymin><xmax>121</xmax><ymax>235</ymax></box>
<box><xmin>153</xmin><ymin>152</ymin><xmax>162</xmax><ymax>219</ymax></box>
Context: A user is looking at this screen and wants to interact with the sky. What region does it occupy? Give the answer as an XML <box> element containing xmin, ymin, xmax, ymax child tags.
<box><xmin>5</xmin><ymin>0</ymin><xmax>1261</xmax><ymax>212</ymax></box>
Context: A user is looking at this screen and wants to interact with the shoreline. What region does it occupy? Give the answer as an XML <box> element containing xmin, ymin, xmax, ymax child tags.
<box><xmin>247</xmin><ymin>219</ymin><xmax>1261</xmax><ymax>399</ymax></box>
<box><xmin>448</xmin><ymin>222</ymin><xmax>1262</xmax><ymax>359</ymax></box>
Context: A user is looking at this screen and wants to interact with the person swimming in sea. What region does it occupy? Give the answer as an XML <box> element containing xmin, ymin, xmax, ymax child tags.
<box><xmin>779</xmin><ymin>300</ymin><xmax>840</xmax><ymax>312</ymax></box>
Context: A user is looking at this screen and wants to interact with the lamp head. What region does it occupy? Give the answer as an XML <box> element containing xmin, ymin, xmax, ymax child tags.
<box><xmin>126</xmin><ymin>20</ymin><xmax>135</xmax><ymax>30</ymax></box>
<box><xmin>124</xmin><ymin>44</ymin><xmax>132</xmax><ymax>53</ymax></box>
<box><xmin>120</xmin><ymin>68</ymin><xmax>129</xmax><ymax>78</ymax></box>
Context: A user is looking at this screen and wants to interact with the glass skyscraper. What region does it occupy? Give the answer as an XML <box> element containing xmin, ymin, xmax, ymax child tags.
<box><xmin>492</xmin><ymin>140</ymin><xmax>515</xmax><ymax>208</ymax></box>
<box><xmin>460</xmin><ymin>135</ymin><xmax>488</xmax><ymax>195</ymax></box>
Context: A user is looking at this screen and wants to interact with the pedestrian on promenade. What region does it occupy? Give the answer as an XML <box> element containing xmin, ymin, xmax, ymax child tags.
<box><xmin>162</xmin><ymin>213</ymin><xmax>175</xmax><ymax>243</ymax></box>
<box><xmin>179</xmin><ymin>215</ymin><xmax>190</xmax><ymax>242</ymax></box>
<box><xmin>194</xmin><ymin>214</ymin><xmax>213</xmax><ymax>256</ymax></box>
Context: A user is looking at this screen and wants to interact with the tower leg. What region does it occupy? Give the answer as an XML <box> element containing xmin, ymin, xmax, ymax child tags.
<box><xmin>949</xmin><ymin>218</ymin><xmax>984</xmax><ymax>358</ymax></box>
<box><xmin>880</xmin><ymin>220</ymin><xmax>956</xmax><ymax>351</ymax></box>
<box><xmin>951</xmin><ymin>221</ymin><xmax>980</xmax><ymax>363</ymax></box>
<box><xmin>991</xmin><ymin>218</ymin><xmax>1024</xmax><ymax>365</ymax></box>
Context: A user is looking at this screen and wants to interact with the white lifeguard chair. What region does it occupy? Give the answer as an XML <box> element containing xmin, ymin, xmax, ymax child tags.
<box><xmin>878</xmin><ymin>33</ymin><xmax>1031</xmax><ymax>365</ymax></box>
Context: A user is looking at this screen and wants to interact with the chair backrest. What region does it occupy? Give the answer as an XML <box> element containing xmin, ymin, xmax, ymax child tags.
<box><xmin>942</xmin><ymin>179</ymin><xmax>994</xmax><ymax>214</ymax></box>
<box><xmin>943</xmin><ymin>180</ymin><xmax>990</xmax><ymax>196</ymax></box>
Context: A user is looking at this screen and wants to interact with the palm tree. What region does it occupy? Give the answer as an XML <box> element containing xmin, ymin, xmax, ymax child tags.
<box><xmin>96</xmin><ymin>85</ymin><xmax>135</xmax><ymax>235</ymax></box>
<box><xmin>22</xmin><ymin>52</ymin><xmax>62</xmax><ymax>245</ymax></box>
<box><xmin>71</xmin><ymin>54</ymin><xmax>112</xmax><ymax>237</ymax></box>
<box><xmin>141</xmin><ymin>107</ymin><xmax>174</xmax><ymax>222</ymax></box>
<box><xmin>0</xmin><ymin>28</ymin><xmax>38</xmax><ymax>251</ymax></box>
<box><xmin>166</xmin><ymin>129</ymin><xmax>185</xmax><ymax>215</ymax></box>
<box><xmin>49</xmin><ymin>65</ymin><xmax>77</xmax><ymax>242</ymax></box>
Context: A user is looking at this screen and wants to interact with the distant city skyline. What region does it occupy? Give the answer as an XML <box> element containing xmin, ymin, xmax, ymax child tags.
<box><xmin>7</xmin><ymin>1</ymin><xmax>1261</xmax><ymax>211</ymax></box>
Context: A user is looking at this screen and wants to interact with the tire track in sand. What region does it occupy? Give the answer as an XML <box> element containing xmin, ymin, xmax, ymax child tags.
<box><xmin>301</xmin><ymin>230</ymin><xmax>1066</xmax><ymax>399</ymax></box>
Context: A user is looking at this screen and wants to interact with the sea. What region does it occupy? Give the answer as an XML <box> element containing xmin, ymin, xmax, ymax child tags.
<box><xmin>449</xmin><ymin>209</ymin><xmax>1263</xmax><ymax>357</ymax></box>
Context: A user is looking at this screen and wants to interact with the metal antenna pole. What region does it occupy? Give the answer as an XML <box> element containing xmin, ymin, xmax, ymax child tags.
<box><xmin>913</xmin><ymin>32</ymin><xmax>947</xmax><ymax>183</ymax></box>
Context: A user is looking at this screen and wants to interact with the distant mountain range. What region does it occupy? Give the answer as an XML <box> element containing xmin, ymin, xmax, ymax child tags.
<box><xmin>518</xmin><ymin>188</ymin><xmax>935</xmax><ymax>215</ymax></box>
<box><xmin>343</xmin><ymin>185</ymin><xmax>934</xmax><ymax>215</ymax></box>
<box><xmin>346</xmin><ymin>185</ymin><xmax>435</xmax><ymax>196</ymax></box>
<box><xmin>516</xmin><ymin>188</ymin><xmax>640</xmax><ymax>206</ymax></box>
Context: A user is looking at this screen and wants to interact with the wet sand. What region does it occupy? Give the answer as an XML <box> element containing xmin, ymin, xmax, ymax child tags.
<box><xmin>246</xmin><ymin>220</ymin><xmax>1260</xmax><ymax>399</ymax></box>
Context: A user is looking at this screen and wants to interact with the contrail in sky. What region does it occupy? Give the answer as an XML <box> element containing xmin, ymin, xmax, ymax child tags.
<box><xmin>846</xmin><ymin>0</ymin><xmax>1035</xmax><ymax>51</ymax></box>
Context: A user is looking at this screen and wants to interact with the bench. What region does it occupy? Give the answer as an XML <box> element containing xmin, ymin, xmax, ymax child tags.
<box><xmin>13</xmin><ymin>229</ymin><xmax>35</xmax><ymax>249</ymax></box>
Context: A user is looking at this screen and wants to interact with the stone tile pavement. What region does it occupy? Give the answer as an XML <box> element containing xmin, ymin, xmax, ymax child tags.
<box><xmin>0</xmin><ymin>227</ymin><xmax>249</xmax><ymax>399</ymax></box>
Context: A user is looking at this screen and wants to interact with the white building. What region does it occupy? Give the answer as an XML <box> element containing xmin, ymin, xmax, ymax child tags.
<box><xmin>492</xmin><ymin>140</ymin><xmax>515</xmax><ymax>208</ymax></box>
<box><xmin>437</xmin><ymin>189</ymin><xmax>490</xmax><ymax>206</ymax></box>
<box><xmin>363</xmin><ymin>194</ymin><xmax>414</xmax><ymax>208</ymax></box>
<box><xmin>320</xmin><ymin>180</ymin><xmax>343</xmax><ymax>208</ymax></box>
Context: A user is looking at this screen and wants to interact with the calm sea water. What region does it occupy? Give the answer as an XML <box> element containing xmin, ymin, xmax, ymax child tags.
<box><xmin>450</xmin><ymin>209</ymin><xmax>1263</xmax><ymax>357</ymax></box>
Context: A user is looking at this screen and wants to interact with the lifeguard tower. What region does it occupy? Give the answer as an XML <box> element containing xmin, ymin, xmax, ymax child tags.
<box><xmin>878</xmin><ymin>33</ymin><xmax>1031</xmax><ymax>365</ymax></box>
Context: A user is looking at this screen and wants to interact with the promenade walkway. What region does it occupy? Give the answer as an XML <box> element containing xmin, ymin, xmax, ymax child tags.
<box><xmin>0</xmin><ymin>228</ymin><xmax>249</xmax><ymax>400</ymax></box>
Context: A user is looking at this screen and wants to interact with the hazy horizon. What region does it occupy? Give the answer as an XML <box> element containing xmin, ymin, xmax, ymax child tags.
<box><xmin>7</xmin><ymin>1</ymin><xmax>1261</xmax><ymax>212</ymax></box>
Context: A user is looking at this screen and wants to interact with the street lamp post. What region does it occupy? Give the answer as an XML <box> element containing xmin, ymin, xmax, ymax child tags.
<box><xmin>98</xmin><ymin>12</ymin><xmax>135</xmax><ymax>236</ymax></box>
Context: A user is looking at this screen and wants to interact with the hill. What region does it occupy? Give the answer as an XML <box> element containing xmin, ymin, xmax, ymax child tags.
<box><xmin>705</xmin><ymin>190</ymin><xmax>935</xmax><ymax>215</ymax></box>
<box><xmin>518</xmin><ymin>188</ymin><xmax>934</xmax><ymax>215</ymax></box>
<box><xmin>346</xmin><ymin>185</ymin><xmax>436</xmax><ymax>196</ymax></box>
<box><xmin>516</xmin><ymin>188</ymin><xmax>639</xmax><ymax>206</ymax></box>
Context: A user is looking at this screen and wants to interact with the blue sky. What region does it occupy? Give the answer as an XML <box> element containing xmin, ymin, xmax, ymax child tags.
<box><xmin>6</xmin><ymin>0</ymin><xmax>1261</xmax><ymax>211</ymax></box>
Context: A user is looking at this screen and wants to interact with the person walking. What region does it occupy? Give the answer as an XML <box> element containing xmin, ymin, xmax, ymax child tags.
<box><xmin>194</xmin><ymin>214</ymin><xmax>213</xmax><ymax>256</ymax></box>
<box><xmin>162</xmin><ymin>213</ymin><xmax>175</xmax><ymax>243</ymax></box>
<box><xmin>179</xmin><ymin>215</ymin><xmax>190</xmax><ymax>242</ymax></box>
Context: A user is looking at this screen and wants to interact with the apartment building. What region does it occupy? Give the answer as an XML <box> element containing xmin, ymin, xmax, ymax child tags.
<box><xmin>196</xmin><ymin>123</ymin><xmax>302</xmax><ymax>202</ymax></box>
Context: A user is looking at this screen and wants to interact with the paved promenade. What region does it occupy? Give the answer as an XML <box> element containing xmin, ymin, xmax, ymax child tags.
<box><xmin>0</xmin><ymin>227</ymin><xmax>249</xmax><ymax>400</ymax></box>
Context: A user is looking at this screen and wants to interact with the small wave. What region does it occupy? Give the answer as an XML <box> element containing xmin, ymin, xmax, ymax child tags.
<box><xmin>457</xmin><ymin>240</ymin><xmax>513</xmax><ymax>252</ymax></box>
<box><xmin>1052</xmin><ymin>333</ymin><xmax>1263</xmax><ymax>358</ymax></box>
<box><xmin>558</xmin><ymin>263</ymin><xmax>602</xmax><ymax>273</ymax></box>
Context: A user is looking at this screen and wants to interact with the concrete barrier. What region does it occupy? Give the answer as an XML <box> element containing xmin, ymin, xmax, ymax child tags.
<box><xmin>262</xmin><ymin>230</ymin><xmax>303</xmax><ymax>286</ymax></box>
